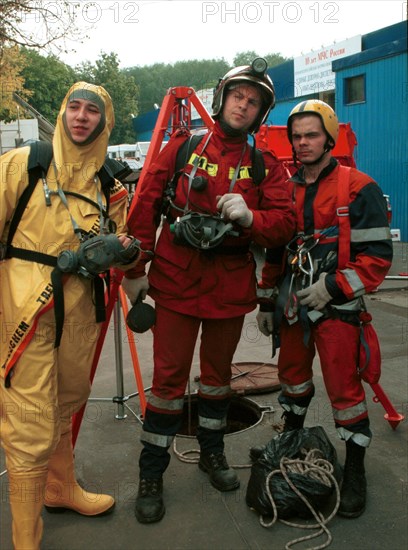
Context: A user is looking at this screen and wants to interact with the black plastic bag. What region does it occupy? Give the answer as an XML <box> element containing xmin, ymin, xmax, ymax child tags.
<box><xmin>246</xmin><ymin>426</ymin><xmax>342</xmax><ymax>519</ymax></box>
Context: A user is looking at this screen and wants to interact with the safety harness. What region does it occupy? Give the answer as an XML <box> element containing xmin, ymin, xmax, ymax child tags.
<box><xmin>2</xmin><ymin>141</ymin><xmax>123</xmax><ymax>352</ymax></box>
<box><xmin>274</xmin><ymin>165</ymin><xmax>362</xmax><ymax>348</ymax></box>
<box><xmin>162</xmin><ymin>133</ymin><xmax>266</xmax><ymax>251</ymax></box>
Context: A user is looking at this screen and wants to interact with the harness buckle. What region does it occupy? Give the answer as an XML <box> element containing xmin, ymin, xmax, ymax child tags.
<box><xmin>336</xmin><ymin>206</ymin><xmax>349</xmax><ymax>217</ymax></box>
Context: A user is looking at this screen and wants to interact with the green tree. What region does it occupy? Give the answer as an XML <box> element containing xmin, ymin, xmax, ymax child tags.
<box><xmin>233</xmin><ymin>51</ymin><xmax>288</xmax><ymax>68</ymax></box>
<box><xmin>127</xmin><ymin>59</ymin><xmax>229</xmax><ymax>115</ymax></box>
<box><xmin>75</xmin><ymin>53</ymin><xmax>139</xmax><ymax>144</ymax></box>
<box><xmin>20</xmin><ymin>48</ymin><xmax>76</xmax><ymax>124</ymax></box>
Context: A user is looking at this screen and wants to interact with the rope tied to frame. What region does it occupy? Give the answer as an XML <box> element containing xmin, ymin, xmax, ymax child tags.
<box><xmin>260</xmin><ymin>448</ymin><xmax>340</xmax><ymax>550</ymax></box>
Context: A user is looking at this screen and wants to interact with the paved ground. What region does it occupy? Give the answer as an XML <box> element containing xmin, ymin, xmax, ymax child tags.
<box><xmin>1</xmin><ymin>243</ymin><xmax>407</xmax><ymax>550</ymax></box>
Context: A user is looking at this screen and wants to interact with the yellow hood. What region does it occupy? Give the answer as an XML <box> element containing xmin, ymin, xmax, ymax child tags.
<box><xmin>52</xmin><ymin>82</ymin><xmax>115</xmax><ymax>188</ymax></box>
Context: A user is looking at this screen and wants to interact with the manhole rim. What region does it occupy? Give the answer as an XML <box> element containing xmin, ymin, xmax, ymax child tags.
<box><xmin>176</xmin><ymin>393</ymin><xmax>274</xmax><ymax>439</ymax></box>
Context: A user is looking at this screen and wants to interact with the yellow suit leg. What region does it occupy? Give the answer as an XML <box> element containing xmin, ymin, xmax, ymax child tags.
<box><xmin>44</xmin><ymin>429</ymin><xmax>115</xmax><ymax>515</ymax></box>
<box><xmin>44</xmin><ymin>287</ymin><xmax>114</xmax><ymax>515</ymax></box>
<box><xmin>7</xmin><ymin>468</ymin><xmax>48</xmax><ymax>550</ymax></box>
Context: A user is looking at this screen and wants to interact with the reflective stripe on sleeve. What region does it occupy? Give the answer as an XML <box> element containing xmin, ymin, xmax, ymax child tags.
<box><xmin>342</xmin><ymin>268</ymin><xmax>365</xmax><ymax>297</ymax></box>
<box><xmin>351</xmin><ymin>226</ymin><xmax>392</xmax><ymax>242</ymax></box>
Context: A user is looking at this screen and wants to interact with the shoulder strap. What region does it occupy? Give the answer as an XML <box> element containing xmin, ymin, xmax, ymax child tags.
<box><xmin>175</xmin><ymin>134</ymin><xmax>204</xmax><ymax>173</ymax></box>
<box><xmin>252</xmin><ymin>147</ymin><xmax>266</xmax><ymax>185</ymax></box>
<box><xmin>6</xmin><ymin>143</ymin><xmax>125</xmax><ymax>247</ymax></box>
<box><xmin>175</xmin><ymin>134</ymin><xmax>266</xmax><ymax>185</ymax></box>
<box><xmin>6</xmin><ymin>141</ymin><xmax>53</xmax><ymax>248</ymax></box>
<box><xmin>337</xmin><ymin>165</ymin><xmax>352</xmax><ymax>270</ymax></box>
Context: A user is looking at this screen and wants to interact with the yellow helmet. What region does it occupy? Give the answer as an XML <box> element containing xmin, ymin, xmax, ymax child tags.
<box><xmin>287</xmin><ymin>99</ymin><xmax>339</xmax><ymax>147</ymax></box>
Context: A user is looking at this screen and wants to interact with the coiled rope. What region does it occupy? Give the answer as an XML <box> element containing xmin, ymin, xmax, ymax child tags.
<box><xmin>260</xmin><ymin>448</ymin><xmax>340</xmax><ymax>550</ymax></box>
<box><xmin>173</xmin><ymin>439</ymin><xmax>340</xmax><ymax>549</ymax></box>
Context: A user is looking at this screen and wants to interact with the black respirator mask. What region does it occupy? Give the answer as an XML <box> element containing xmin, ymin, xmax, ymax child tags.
<box><xmin>57</xmin><ymin>233</ymin><xmax>140</xmax><ymax>278</ymax></box>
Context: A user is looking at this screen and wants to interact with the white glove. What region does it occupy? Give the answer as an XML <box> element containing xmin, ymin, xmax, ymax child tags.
<box><xmin>297</xmin><ymin>273</ymin><xmax>332</xmax><ymax>311</ymax></box>
<box><xmin>121</xmin><ymin>274</ymin><xmax>149</xmax><ymax>304</ymax></box>
<box><xmin>256</xmin><ymin>310</ymin><xmax>274</xmax><ymax>336</ymax></box>
<box><xmin>216</xmin><ymin>193</ymin><xmax>253</xmax><ymax>228</ymax></box>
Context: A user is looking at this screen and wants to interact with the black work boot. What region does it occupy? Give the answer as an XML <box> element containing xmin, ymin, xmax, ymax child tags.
<box><xmin>338</xmin><ymin>440</ymin><xmax>367</xmax><ymax>518</ymax></box>
<box><xmin>249</xmin><ymin>411</ymin><xmax>306</xmax><ymax>461</ymax></box>
<box><xmin>135</xmin><ymin>478</ymin><xmax>165</xmax><ymax>524</ymax></box>
<box><xmin>199</xmin><ymin>453</ymin><xmax>240</xmax><ymax>491</ymax></box>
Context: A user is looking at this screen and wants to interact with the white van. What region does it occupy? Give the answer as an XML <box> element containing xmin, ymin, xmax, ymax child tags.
<box><xmin>107</xmin><ymin>141</ymin><xmax>151</xmax><ymax>164</ymax></box>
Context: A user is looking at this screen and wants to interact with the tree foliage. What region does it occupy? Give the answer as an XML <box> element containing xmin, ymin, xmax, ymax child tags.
<box><xmin>1</xmin><ymin>41</ymin><xmax>290</xmax><ymax>145</ymax></box>
<box><xmin>19</xmin><ymin>48</ymin><xmax>76</xmax><ymax>124</ymax></box>
<box><xmin>75</xmin><ymin>53</ymin><xmax>139</xmax><ymax>144</ymax></box>
<box><xmin>126</xmin><ymin>59</ymin><xmax>229</xmax><ymax>114</ymax></box>
<box><xmin>0</xmin><ymin>46</ymin><xmax>29</xmax><ymax>121</ymax></box>
<box><xmin>233</xmin><ymin>50</ymin><xmax>289</xmax><ymax>68</ymax></box>
<box><xmin>0</xmin><ymin>0</ymin><xmax>85</xmax><ymax>54</ymax></box>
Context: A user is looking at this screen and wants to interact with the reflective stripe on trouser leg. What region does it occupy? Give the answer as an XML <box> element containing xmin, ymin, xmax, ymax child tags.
<box><xmin>139</xmin><ymin>397</ymin><xmax>185</xmax><ymax>478</ymax></box>
<box><xmin>278</xmin><ymin>320</ymin><xmax>315</xmax><ymax>415</ymax></box>
<box><xmin>139</xmin><ymin>305</ymin><xmax>200</xmax><ymax>478</ymax></box>
<box><xmin>195</xmin><ymin>316</ymin><xmax>244</xmax><ymax>454</ymax></box>
<box><xmin>277</xmin><ymin>319</ymin><xmax>316</xmax><ymax>416</ymax></box>
<box><xmin>314</xmin><ymin>318</ymin><xmax>371</xmax><ymax>445</ymax></box>
<box><xmin>196</xmin><ymin>392</ymin><xmax>231</xmax><ymax>454</ymax></box>
<box><xmin>278</xmin><ymin>381</ymin><xmax>315</xmax><ymax>416</ymax></box>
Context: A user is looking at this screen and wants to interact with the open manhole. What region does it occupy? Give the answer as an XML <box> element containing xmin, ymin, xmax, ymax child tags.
<box><xmin>177</xmin><ymin>394</ymin><xmax>268</xmax><ymax>437</ymax></box>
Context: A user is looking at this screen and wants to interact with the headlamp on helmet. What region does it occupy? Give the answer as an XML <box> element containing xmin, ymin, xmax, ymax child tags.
<box><xmin>212</xmin><ymin>58</ymin><xmax>276</xmax><ymax>134</ymax></box>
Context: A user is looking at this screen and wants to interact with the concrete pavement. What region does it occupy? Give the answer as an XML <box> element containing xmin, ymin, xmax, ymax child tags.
<box><xmin>1</xmin><ymin>243</ymin><xmax>407</xmax><ymax>550</ymax></box>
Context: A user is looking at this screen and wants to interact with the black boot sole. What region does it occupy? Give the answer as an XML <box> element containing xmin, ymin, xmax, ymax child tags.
<box><xmin>337</xmin><ymin>505</ymin><xmax>365</xmax><ymax>519</ymax></box>
<box><xmin>135</xmin><ymin>498</ymin><xmax>165</xmax><ymax>524</ymax></box>
<box><xmin>44</xmin><ymin>502</ymin><xmax>115</xmax><ymax>516</ymax></box>
<box><xmin>198</xmin><ymin>462</ymin><xmax>240</xmax><ymax>492</ymax></box>
<box><xmin>135</xmin><ymin>506</ymin><xmax>165</xmax><ymax>524</ymax></box>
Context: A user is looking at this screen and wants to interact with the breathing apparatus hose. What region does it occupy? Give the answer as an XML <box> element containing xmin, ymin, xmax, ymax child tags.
<box><xmin>170</xmin><ymin>212</ymin><xmax>239</xmax><ymax>250</ymax></box>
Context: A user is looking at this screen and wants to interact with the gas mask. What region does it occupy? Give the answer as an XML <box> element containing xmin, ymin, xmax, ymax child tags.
<box><xmin>57</xmin><ymin>233</ymin><xmax>140</xmax><ymax>278</ymax></box>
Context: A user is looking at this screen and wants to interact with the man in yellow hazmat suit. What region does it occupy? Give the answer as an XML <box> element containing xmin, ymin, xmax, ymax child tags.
<box><xmin>0</xmin><ymin>82</ymin><xmax>139</xmax><ymax>549</ymax></box>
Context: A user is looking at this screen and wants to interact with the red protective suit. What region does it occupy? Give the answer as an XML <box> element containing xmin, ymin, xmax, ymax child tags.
<box><xmin>261</xmin><ymin>159</ymin><xmax>393</xmax><ymax>445</ymax></box>
<box><xmin>126</xmin><ymin>121</ymin><xmax>295</xmax><ymax>477</ymax></box>
<box><xmin>128</xmin><ymin>122</ymin><xmax>295</xmax><ymax>316</ymax></box>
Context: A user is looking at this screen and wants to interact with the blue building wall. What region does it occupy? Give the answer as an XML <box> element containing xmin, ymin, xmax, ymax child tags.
<box><xmin>332</xmin><ymin>35</ymin><xmax>407</xmax><ymax>240</ymax></box>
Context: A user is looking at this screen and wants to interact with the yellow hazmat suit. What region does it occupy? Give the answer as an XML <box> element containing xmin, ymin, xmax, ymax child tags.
<box><xmin>0</xmin><ymin>82</ymin><xmax>129</xmax><ymax>549</ymax></box>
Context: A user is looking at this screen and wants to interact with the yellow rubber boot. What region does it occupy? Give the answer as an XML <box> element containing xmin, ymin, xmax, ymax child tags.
<box><xmin>44</xmin><ymin>431</ymin><xmax>115</xmax><ymax>516</ymax></box>
<box><xmin>8</xmin><ymin>469</ymin><xmax>47</xmax><ymax>550</ymax></box>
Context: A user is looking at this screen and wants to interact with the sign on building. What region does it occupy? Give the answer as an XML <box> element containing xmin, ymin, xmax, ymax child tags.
<box><xmin>191</xmin><ymin>88</ymin><xmax>214</xmax><ymax>121</ymax></box>
<box><xmin>294</xmin><ymin>35</ymin><xmax>362</xmax><ymax>97</ymax></box>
